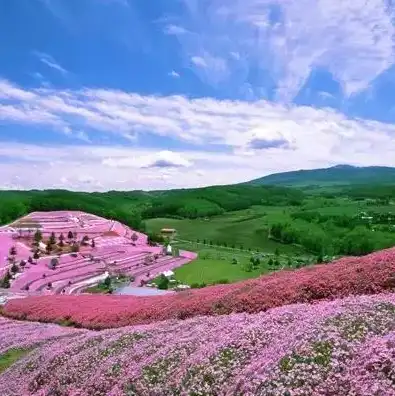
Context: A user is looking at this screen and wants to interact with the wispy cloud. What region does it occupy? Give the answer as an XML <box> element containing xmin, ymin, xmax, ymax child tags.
<box><xmin>33</xmin><ymin>51</ymin><xmax>68</xmax><ymax>75</ymax></box>
<box><xmin>169</xmin><ymin>70</ymin><xmax>180</xmax><ymax>78</ymax></box>
<box><xmin>165</xmin><ymin>0</ymin><xmax>395</xmax><ymax>102</ymax></box>
<box><xmin>1</xmin><ymin>78</ymin><xmax>395</xmax><ymax>191</ymax></box>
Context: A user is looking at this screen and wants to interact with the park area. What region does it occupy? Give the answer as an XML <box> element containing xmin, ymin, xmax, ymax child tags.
<box><xmin>0</xmin><ymin>211</ymin><xmax>196</xmax><ymax>297</ymax></box>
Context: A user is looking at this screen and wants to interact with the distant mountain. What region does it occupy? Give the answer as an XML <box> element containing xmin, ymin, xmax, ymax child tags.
<box><xmin>248</xmin><ymin>165</ymin><xmax>395</xmax><ymax>187</ymax></box>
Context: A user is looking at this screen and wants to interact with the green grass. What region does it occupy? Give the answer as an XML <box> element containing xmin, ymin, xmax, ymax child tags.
<box><xmin>174</xmin><ymin>254</ymin><xmax>264</xmax><ymax>285</ymax></box>
<box><xmin>145</xmin><ymin>205</ymin><xmax>314</xmax><ymax>285</ymax></box>
<box><xmin>0</xmin><ymin>348</ymin><xmax>31</xmax><ymax>373</ymax></box>
<box><xmin>145</xmin><ymin>205</ymin><xmax>306</xmax><ymax>255</ymax></box>
<box><xmin>172</xmin><ymin>244</ymin><xmax>306</xmax><ymax>285</ymax></box>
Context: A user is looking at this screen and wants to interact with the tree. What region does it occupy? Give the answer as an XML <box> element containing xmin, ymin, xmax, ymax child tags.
<box><xmin>45</xmin><ymin>243</ymin><xmax>52</xmax><ymax>254</ymax></box>
<box><xmin>33</xmin><ymin>230</ymin><xmax>42</xmax><ymax>245</ymax></box>
<box><xmin>67</xmin><ymin>231</ymin><xmax>74</xmax><ymax>241</ymax></box>
<box><xmin>28</xmin><ymin>256</ymin><xmax>33</xmax><ymax>264</ymax></box>
<box><xmin>59</xmin><ymin>233</ymin><xmax>65</xmax><ymax>247</ymax></box>
<box><xmin>19</xmin><ymin>260</ymin><xmax>26</xmax><ymax>270</ymax></box>
<box><xmin>91</xmin><ymin>239</ymin><xmax>96</xmax><ymax>248</ymax></box>
<box><xmin>244</xmin><ymin>260</ymin><xmax>253</xmax><ymax>272</ymax></box>
<box><xmin>82</xmin><ymin>235</ymin><xmax>89</xmax><ymax>246</ymax></box>
<box><xmin>157</xmin><ymin>274</ymin><xmax>169</xmax><ymax>290</ymax></box>
<box><xmin>33</xmin><ymin>250</ymin><xmax>40</xmax><ymax>260</ymax></box>
<box><xmin>131</xmin><ymin>233</ymin><xmax>139</xmax><ymax>243</ymax></box>
<box><xmin>0</xmin><ymin>271</ymin><xmax>11</xmax><ymax>288</ymax></box>
<box><xmin>9</xmin><ymin>246</ymin><xmax>17</xmax><ymax>256</ymax></box>
<box><xmin>48</xmin><ymin>232</ymin><xmax>56</xmax><ymax>246</ymax></box>
<box><xmin>231</xmin><ymin>257</ymin><xmax>238</xmax><ymax>265</ymax></box>
<box><xmin>103</xmin><ymin>276</ymin><xmax>112</xmax><ymax>289</ymax></box>
<box><xmin>10</xmin><ymin>262</ymin><xmax>19</xmax><ymax>274</ymax></box>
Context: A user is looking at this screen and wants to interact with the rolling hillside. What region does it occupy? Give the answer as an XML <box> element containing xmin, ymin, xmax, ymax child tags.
<box><xmin>248</xmin><ymin>165</ymin><xmax>395</xmax><ymax>187</ymax></box>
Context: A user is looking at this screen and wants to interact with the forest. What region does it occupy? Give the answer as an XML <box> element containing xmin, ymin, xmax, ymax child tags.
<box><xmin>0</xmin><ymin>183</ymin><xmax>395</xmax><ymax>257</ymax></box>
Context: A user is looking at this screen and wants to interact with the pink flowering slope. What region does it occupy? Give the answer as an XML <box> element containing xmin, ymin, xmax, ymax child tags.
<box><xmin>2</xmin><ymin>293</ymin><xmax>395</xmax><ymax>395</ymax></box>
<box><xmin>4</xmin><ymin>247</ymin><xmax>395</xmax><ymax>329</ymax></box>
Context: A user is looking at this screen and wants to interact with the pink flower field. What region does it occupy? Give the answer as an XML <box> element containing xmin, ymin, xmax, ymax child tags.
<box><xmin>0</xmin><ymin>211</ymin><xmax>196</xmax><ymax>297</ymax></box>
<box><xmin>3</xmin><ymin>211</ymin><xmax>395</xmax><ymax>395</ymax></box>
<box><xmin>4</xmin><ymin>246</ymin><xmax>395</xmax><ymax>329</ymax></box>
<box><xmin>2</xmin><ymin>292</ymin><xmax>395</xmax><ymax>395</ymax></box>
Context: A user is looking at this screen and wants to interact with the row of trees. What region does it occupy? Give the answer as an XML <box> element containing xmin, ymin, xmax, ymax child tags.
<box><xmin>269</xmin><ymin>220</ymin><xmax>395</xmax><ymax>256</ymax></box>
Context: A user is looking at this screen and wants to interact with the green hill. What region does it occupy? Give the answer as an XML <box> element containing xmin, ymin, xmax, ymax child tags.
<box><xmin>248</xmin><ymin>165</ymin><xmax>395</xmax><ymax>187</ymax></box>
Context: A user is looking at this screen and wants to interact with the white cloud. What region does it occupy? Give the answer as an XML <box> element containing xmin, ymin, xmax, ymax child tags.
<box><xmin>1</xmin><ymin>79</ymin><xmax>395</xmax><ymax>190</ymax></box>
<box><xmin>167</xmin><ymin>0</ymin><xmax>395</xmax><ymax>101</ymax></box>
<box><xmin>169</xmin><ymin>70</ymin><xmax>180</xmax><ymax>78</ymax></box>
<box><xmin>164</xmin><ymin>24</ymin><xmax>188</xmax><ymax>35</ymax></box>
<box><xmin>191</xmin><ymin>56</ymin><xmax>208</xmax><ymax>68</ymax></box>
<box><xmin>33</xmin><ymin>51</ymin><xmax>68</xmax><ymax>75</ymax></box>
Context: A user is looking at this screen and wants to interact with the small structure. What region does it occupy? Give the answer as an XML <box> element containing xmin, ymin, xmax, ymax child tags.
<box><xmin>166</xmin><ymin>244</ymin><xmax>172</xmax><ymax>255</ymax></box>
<box><xmin>161</xmin><ymin>228</ymin><xmax>177</xmax><ymax>238</ymax></box>
<box><xmin>162</xmin><ymin>270</ymin><xmax>174</xmax><ymax>278</ymax></box>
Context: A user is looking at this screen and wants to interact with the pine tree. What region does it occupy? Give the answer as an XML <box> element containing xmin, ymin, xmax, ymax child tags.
<box><xmin>10</xmin><ymin>262</ymin><xmax>19</xmax><ymax>274</ymax></box>
<box><xmin>33</xmin><ymin>230</ymin><xmax>42</xmax><ymax>245</ymax></box>
<box><xmin>49</xmin><ymin>232</ymin><xmax>56</xmax><ymax>246</ymax></box>
<box><xmin>267</xmin><ymin>258</ymin><xmax>274</xmax><ymax>269</ymax></box>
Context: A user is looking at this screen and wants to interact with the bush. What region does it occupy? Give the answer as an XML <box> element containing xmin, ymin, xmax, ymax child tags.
<box><xmin>156</xmin><ymin>274</ymin><xmax>169</xmax><ymax>290</ymax></box>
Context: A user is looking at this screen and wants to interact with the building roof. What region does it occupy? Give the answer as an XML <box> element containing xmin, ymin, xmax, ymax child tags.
<box><xmin>161</xmin><ymin>228</ymin><xmax>176</xmax><ymax>232</ymax></box>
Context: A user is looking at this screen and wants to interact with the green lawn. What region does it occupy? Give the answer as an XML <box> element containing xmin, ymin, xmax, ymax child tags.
<box><xmin>145</xmin><ymin>205</ymin><xmax>306</xmax><ymax>255</ymax></box>
<box><xmin>0</xmin><ymin>348</ymin><xmax>31</xmax><ymax>373</ymax></box>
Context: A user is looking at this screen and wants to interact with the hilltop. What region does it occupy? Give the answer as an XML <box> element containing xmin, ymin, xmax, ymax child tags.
<box><xmin>248</xmin><ymin>165</ymin><xmax>395</xmax><ymax>188</ymax></box>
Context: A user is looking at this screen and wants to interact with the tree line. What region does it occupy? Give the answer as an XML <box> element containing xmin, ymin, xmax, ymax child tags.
<box><xmin>0</xmin><ymin>185</ymin><xmax>305</xmax><ymax>228</ymax></box>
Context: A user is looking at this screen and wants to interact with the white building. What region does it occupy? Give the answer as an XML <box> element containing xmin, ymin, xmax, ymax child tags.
<box><xmin>162</xmin><ymin>270</ymin><xmax>174</xmax><ymax>278</ymax></box>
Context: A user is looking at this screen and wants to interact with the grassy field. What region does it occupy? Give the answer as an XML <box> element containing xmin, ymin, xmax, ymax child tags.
<box><xmin>170</xmin><ymin>244</ymin><xmax>301</xmax><ymax>285</ymax></box>
<box><xmin>145</xmin><ymin>205</ymin><xmax>315</xmax><ymax>286</ymax></box>
<box><xmin>146</xmin><ymin>198</ymin><xmax>395</xmax><ymax>286</ymax></box>
<box><xmin>145</xmin><ymin>205</ymin><xmax>306</xmax><ymax>255</ymax></box>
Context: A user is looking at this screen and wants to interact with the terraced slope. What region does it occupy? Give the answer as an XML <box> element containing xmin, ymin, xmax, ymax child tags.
<box><xmin>0</xmin><ymin>211</ymin><xmax>196</xmax><ymax>296</ymax></box>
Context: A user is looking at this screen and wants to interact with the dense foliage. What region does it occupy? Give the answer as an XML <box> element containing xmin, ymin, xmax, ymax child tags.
<box><xmin>0</xmin><ymin>185</ymin><xmax>304</xmax><ymax>228</ymax></box>
<box><xmin>4</xmin><ymin>247</ymin><xmax>395</xmax><ymax>329</ymax></box>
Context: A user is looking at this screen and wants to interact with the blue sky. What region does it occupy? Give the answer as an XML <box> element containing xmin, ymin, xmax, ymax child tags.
<box><xmin>1</xmin><ymin>0</ymin><xmax>395</xmax><ymax>191</ymax></box>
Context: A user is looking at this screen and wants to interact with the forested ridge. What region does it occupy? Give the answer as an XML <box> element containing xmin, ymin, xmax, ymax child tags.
<box><xmin>1</xmin><ymin>183</ymin><xmax>395</xmax><ymax>258</ymax></box>
<box><xmin>0</xmin><ymin>185</ymin><xmax>304</xmax><ymax>229</ymax></box>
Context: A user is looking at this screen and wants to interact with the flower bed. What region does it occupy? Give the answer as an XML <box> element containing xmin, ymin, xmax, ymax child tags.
<box><xmin>3</xmin><ymin>247</ymin><xmax>395</xmax><ymax>329</ymax></box>
<box><xmin>2</xmin><ymin>293</ymin><xmax>395</xmax><ymax>395</ymax></box>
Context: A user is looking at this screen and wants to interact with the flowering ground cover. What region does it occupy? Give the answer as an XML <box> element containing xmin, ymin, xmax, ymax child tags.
<box><xmin>2</xmin><ymin>293</ymin><xmax>395</xmax><ymax>395</ymax></box>
<box><xmin>0</xmin><ymin>211</ymin><xmax>196</xmax><ymax>296</ymax></box>
<box><xmin>4</xmin><ymin>246</ymin><xmax>395</xmax><ymax>329</ymax></box>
